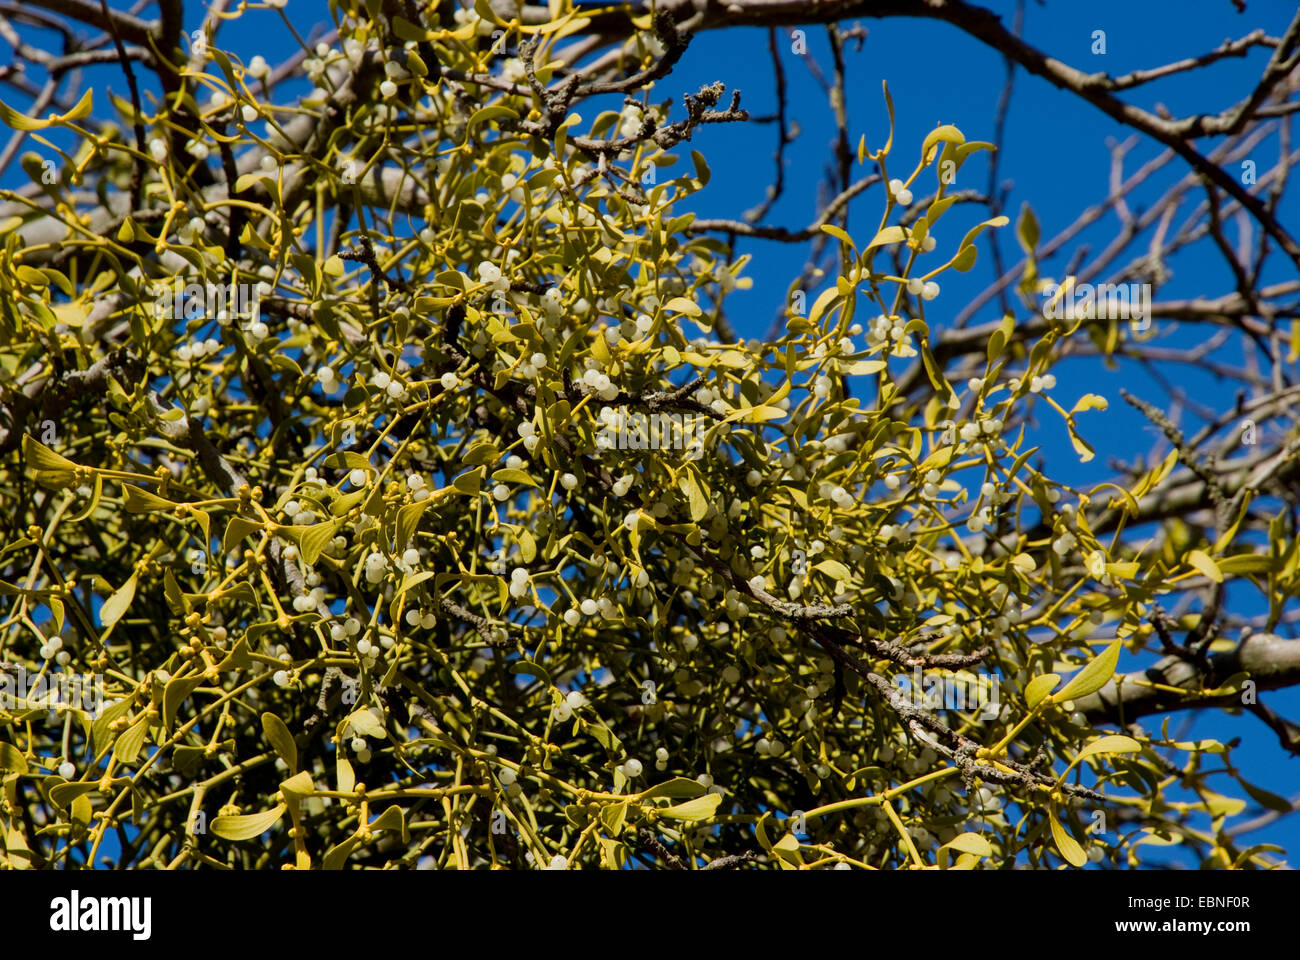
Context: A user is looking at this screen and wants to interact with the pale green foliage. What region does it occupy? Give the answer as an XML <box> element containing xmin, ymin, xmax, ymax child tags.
<box><xmin>0</xmin><ymin>1</ymin><xmax>1293</xmax><ymax>871</ymax></box>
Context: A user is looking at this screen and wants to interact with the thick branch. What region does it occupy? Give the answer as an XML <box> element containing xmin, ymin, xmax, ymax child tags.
<box><xmin>1077</xmin><ymin>633</ymin><xmax>1300</xmax><ymax>724</ymax></box>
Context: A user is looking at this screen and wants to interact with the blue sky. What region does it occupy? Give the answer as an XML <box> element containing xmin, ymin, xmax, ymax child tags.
<box><xmin>4</xmin><ymin>0</ymin><xmax>1297</xmax><ymax>865</ymax></box>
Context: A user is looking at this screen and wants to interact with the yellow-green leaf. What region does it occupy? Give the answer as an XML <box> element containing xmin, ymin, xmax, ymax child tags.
<box><xmin>844</xmin><ymin>359</ymin><xmax>887</xmax><ymax>375</ymax></box>
<box><xmin>1202</xmin><ymin>791</ymin><xmax>1246</xmax><ymax>819</ymax></box>
<box><xmin>22</xmin><ymin>435</ymin><xmax>76</xmax><ymax>485</ymax></box>
<box><xmin>518</xmin><ymin>529</ymin><xmax>537</xmax><ymax>563</ymax></box>
<box><xmin>462</xmin><ymin>441</ymin><xmax>500</xmax><ymax>466</ymax></box>
<box><xmin>942</xmin><ymin>832</ymin><xmax>992</xmax><ymax>859</ymax></box>
<box><xmin>1216</xmin><ymin>554</ymin><xmax>1273</xmax><ymax>575</ymax></box>
<box><xmin>820</xmin><ymin>223</ymin><xmax>857</xmax><ymax>251</ymax></box>
<box><xmin>0</xmin><ymin>742</ymin><xmax>29</xmax><ymax>773</ymax></box>
<box><xmin>61</xmin><ymin>88</ymin><xmax>94</xmax><ymax>123</ymax></box>
<box><xmin>1010</xmin><ymin>553</ymin><xmax>1037</xmax><ymax>573</ymax></box>
<box><xmin>732</xmin><ymin>405</ymin><xmax>786</xmax><ymax>423</ymax></box>
<box><xmin>659</xmin><ymin>793</ymin><xmax>722</xmax><ymax>821</ymax></box>
<box><xmin>491</xmin><ymin>468</ymin><xmax>538</xmax><ymax>486</ymax></box>
<box><xmin>678</xmin><ymin>469</ymin><xmax>708</xmax><ymax>523</ymax></box>
<box><xmin>346</xmin><ymin>708</ymin><xmax>386</xmax><ymax>739</ymax></box>
<box><xmin>100</xmin><ymin>572</ymin><xmax>138</xmax><ymax>628</ymax></box>
<box><xmin>1026</xmin><ymin>673</ymin><xmax>1060</xmax><ymax>708</ymax></box>
<box><xmin>297</xmin><ymin>521</ymin><xmax>337</xmax><ymax>566</ymax></box>
<box><xmin>664</xmin><ymin>297</ymin><xmax>701</xmax><ymax>318</ymax></box>
<box><xmin>211</xmin><ymin>804</ymin><xmax>287</xmax><ymax>841</ymax></box>
<box><xmin>51</xmin><ymin>780</ymin><xmax>97</xmax><ymax>808</ymax></box>
<box><xmin>162</xmin><ymin>674</ymin><xmax>203</xmax><ymax>732</ymax></box>
<box><xmin>921</xmin><ymin>124</ymin><xmax>964</xmax><ymax>163</ymax></box>
<box><xmin>807</xmin><ymin>287</ymin><xmax>839</xmax><ymax>326</ymax></box>
<box><xmin>337</xmin><ymin>757</ymin><xmax>355</xmax><ymax>795</ymax></box>
<box><xmin>280</xmin><ymin>770</ymin><xmax>314</xmax><ymax>798</ymax></box>
<box><xmin>322</xmin><ymin>834</ymin><xmax>361</xmax><ymax>870</ymax></box>
<box><xmin>1186</xmin><ymin>549</ymin><xmax>1223</xmax><ymax>583</ymax></box>
<box><xmin>122</xmin><ymin>484</ymin><xmax>177</xmax><ymax>513</ymax></box>
<box><xmin>369</xmin><ymin>805</ymin><xmax>408</xmax><ymax>842</ymax></box>
<box><xmin>814</xmin><ymin>559</ymin><xmax>851</xmax><ymax>581</ymax></box>
<box><xmin>639</xmin><ymin>777</ymin><xmax>708</xmax><ymax>800</ymax></box>
<box><xmin>865</xmin><ymin>225</ymin><xmax>906</xmax><ymax>250</ymax></box>
<box><xmin>453</xmin><ymin>468</ymin><xmax>483</xmax><ymax>496</ymax></box>
<box><xmin>71</xmin><ymin>794</ymin><xmax>92</xmax><ymax>829</ymax></box>
<box><xmin>223</xmin><ymin>515</ymin><xmax>264</xmax><ymax>555</ymax></box>
<box><xmin>1070</xmin><ymin>735</ymin><xmax>1141</xmax><ymax>768</ymax></box>
<box><xmin>1049</xmin><ymin>808</ymin><xmax>1087</xmax><ymax>867</ymax></box>
<box><xmin>1015</xmin><ymin>203</ymin><xmax>1039</xmax><ymax>254</ymax></box>
<box><xmin>1053</xmin><ymin>640</ymin><xmax>1121</xmax><ymax>703</ymax></box>
<box><xmin>262</xmin><ymin>712</ymin><xmax>297</xmax><ymax>772</ymax></box>
<box><xmin>394</xmin><ymin>502</ymin><xmax>427</xmax><ymax>552</ymax></box>
<box><xmin>1070</xmin><ymin>394</ymin><xmax>1109</xmax><ymax>415</ymax></box>
<box><xmin>112</xmin><ymin>716</ymin><xmax>150</xmax><ymax>763</ymax></box>
<box><xmin>0</xmin><ymin>88</ymin><xmax>92</xmax><ymax>131</ymax></box>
